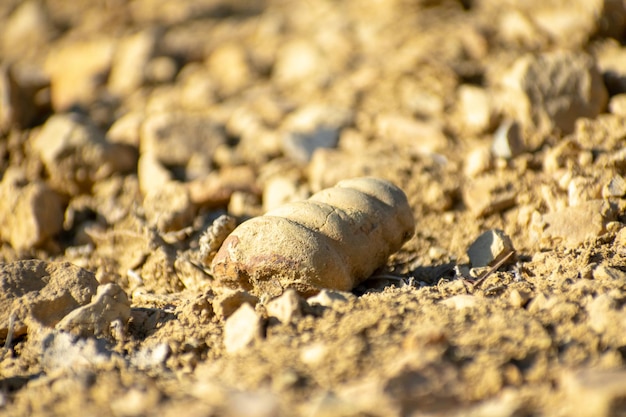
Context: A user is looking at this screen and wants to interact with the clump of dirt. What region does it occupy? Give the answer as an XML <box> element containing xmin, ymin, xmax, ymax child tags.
<box><xmin>1</xmin><ymin>0</ymin><xmax>626</xmax><ymax>416</ymax></box>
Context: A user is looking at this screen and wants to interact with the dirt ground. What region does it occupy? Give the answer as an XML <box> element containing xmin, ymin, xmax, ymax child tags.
<box><xmin>1</xmin><ymin>0</ymin><xmax>626</xmax><ymax>416</ymax></box>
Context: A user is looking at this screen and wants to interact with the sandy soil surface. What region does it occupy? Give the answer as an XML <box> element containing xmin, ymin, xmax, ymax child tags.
<box><xmin>1</xmin><ymin>0</ymin><xmax>626</xmax><ymax>416</ymax></box>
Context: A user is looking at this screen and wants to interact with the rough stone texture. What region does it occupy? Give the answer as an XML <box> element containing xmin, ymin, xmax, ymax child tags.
<box><xmin>467</xmin><ymin>229</ymin><xmax>515</xmax><ymax>268</ymax></box>
<box><xmin>33</xmin><ymin>113</ymin><xmax>136</xmax><ymax>195</ymax></box>
<box><xmin>198</xmin><ymin>214</ymin><xmax>237</xmax><ymax>266</ymax></box>
<box><xmin>530</xmin><ymin>200</ymin><xmax>617</xmax><ymax>249</ymax></box>
<box><xmin>0</xmin><ymin>260</ymin><xmax>99</xmax><ymax>340</ymax></box>
<box><xmin>56</xmin><ymin>283</ymin><xmax>131</xmax><ymax>338</ymax></box>
<box><xmin>137</xmin><ymin>152</ymin><xmax>172</xmax><ymax>195</ymax></box>
<box><xmin>0</xmin><ymin>173</ymin><xmax>64</xmax><ymax>251</ymax></box>
<box><xmin>223</xmin><ymin>303</ymin><xmax>263</xmax><ymax>354</ymax></box>
<box><xmin>496</xmin><ymin>51</ymin><xmax>607</xmax><ymax>135</ymax></box>
<box><xmin>186</xmin><ymin>166</ymin><xmax>258</xmax><ymax>207</ymax></box>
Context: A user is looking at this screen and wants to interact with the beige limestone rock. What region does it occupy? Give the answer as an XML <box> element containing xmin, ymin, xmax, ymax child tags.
<box><xmin>0</xmin><ymin>260</ymin><xmax>99</xmax><ymax>340</ymax></box>
<box><xmin>108</xmin><ymin>29</ymin><xmax>156</xmax><ymax>96</ymax></box>
<box><xmin>457</xmin><ymin>85</ymin><xmax>495</xmax><ymax>134</ymax></box>
<box><xmin>212</xmin><ymin>290</ymin><xmax>259</xmax><ymax>320</ymax></box>
<box><xmin>140</xmin><ymin>112</ymin><xmax>224</xmax><ymax>179</ymax></box>
<box><xmin>463</xmin><ymin>176</ymin><xmax>517</xmax><ymax>217</ymax></box>
<box><xmin>530</xmin><ymin>200</ymin><xmax>617</xmax><ymax>249</ymax></box>
<box><xmin>467</xmin><ymin>229</ymin><xmax>515</xmax><ymax>268</ymax></box>
<box><xmin>266</xmin><ymin>289</ymin><xmax>305</xmax><ymax>324</ymax></box>
<box><xmin>0</xmin><ymin>173</ymin><xmax>64</xmax><ymax>251</ymax></box>
<box><xmin>496</xmin><ymin>51</ymin><xmax>607</xmax><ymax>135</ymax></box>
<box><xmin>44</xmin><ymin>37</ymin><xmax>115</xmax><ymax>111</ymax></box>
<box><xmin>33</xmin><ymin>113</ymin><xmax>136</xmax><ymax>195</ymax></box>
<box><xmin>56</xmin><ymin>283</ymin><xmax>131</xmax><ymax>338</ymax></box>
<box><xmin>143</xmin><ymin>180</ymin><xmax>194</xmax><ymax>232</ymax></box>
<box><xmin>224</xmin><ymin>303</ymin><xmax>263</xmax><ymax>354</ymax></box>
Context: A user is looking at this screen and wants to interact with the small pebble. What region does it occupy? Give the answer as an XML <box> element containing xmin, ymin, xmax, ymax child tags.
<box><xmin>440</xmin><ymin>294</ymin><xmax>478</xmax><ymax>310</ymax></box>
<box><xmin>467</xmin><ymin>229</ymin><xmax>515</xmax><ymax>268</ymax></box>
<box><xmin>509</xmin><ymin>289</ymin><xmax>531</xmax><ymax>308</ymax></box>
<box><xmin>464</xmin><ymin>146</ymin><xmax>493</xmax><ymax>178</ymax></box>
<box><xmin>608</xmin><ymin>93</ymin><xmax>626</xmax><ymax>116</ymax></box>
<box><xmin>307</xmin><ymin>289</ymin><xmax>351</xmax><ymax>308</ymax></box>
<box><xmin>224</xmin><ymin>303</ymin><xmax>263</xmax><ymax>354</ymax></box>
<box><xmin>492</xmin><ymin>119</ymin><xmax>524</xmax><ymax>159</ymax></box>
<box><xmin>602</xmin><ymin>175</ymin><xmax>626</xmax><ymax>198</ymax></box>
<box><xmin>212</xmin><ymin>290</ymin><xmax>259</xmax><ymax>320</ymax></box>
<box><xmin>568</xmin><ymin>176</ymin><xmax>601</xmax><ymax>207</ymax></box>
<box><xmin>266</xmin><ymin>289</ymin><xmax>305</xmax><ymax>324</ymax></box>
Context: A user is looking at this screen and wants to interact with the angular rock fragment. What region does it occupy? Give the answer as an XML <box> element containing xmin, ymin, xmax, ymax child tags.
<box><xmin>603</xmin><ymin>175</ymin><xmax>626</xmax><ymax>198</ymax></box>
<box><xmin>266</xmin><ymin>289</ymin><xmax>305</xmax><ymax>323</ymax></box>
<box><xmin>108</xmin><ymin>29</ymin><xmax>156</xmax><ymax>96</ymax></box>
<box><xmin>306</xmin><ymin>289</ymin><xmax>351</xmax><ymax>308</ymax></box>
<box><xmin>0</xmin><ymin>260</ymin><xmax>99</xmax><ymax>340</ymax></box>
<box><xmin>608</xmin><ymin>94</ymin><xmax>626</xmax><ymax>116</ymax></box>
<box><xmin>463</xmin><ymin>176</ymin><xmax>516</xmax><ymax>217</ymax></box>
<box><xmin>568</xmin><ymin>176</ymin><xmax>601</xmax><ymax>207</ymax></box>
<box><xmin>142</xmin><ymin>180</ymin><xmax>194</xmax><ymax>232</ymax></box>
<box><xmin>464</xmin><ymin>146</ymin><xmax>492</xmax><ymax>178</ymax></box>
<box><xmin>223</xmin><ymin>303</ymin><xmax>263</xmax><ymax>354</ymax></box>
<box><xmin>467</xmin><ymin>229</ymin><xmax>515</xmax><ymax>268</ymax></box>
<box><xmin>0</xmin><ymin>171</ymin><xmax>64</xmax><ymax>250</ymax></box>
<box><xmin>212</xmin><ymin>290</ymin><xmax>259</xmax><ymax>320</ymax></box>
<box><xmin>496</xmin><ymin>51</ymin><xmax>607</xmax><ymax>135</ymax></box>
<box><xmin>492</xmin><ymin>119</ymin><xmax>524</xmax><ymax>159</ymax></box>
<box><xmin>56</xmin><ymin>283</ymin><xmax>131</xmax><ymax>338</ymax></box>
<box><xmin>530</xmin><ymin>200</ymin><xmax>617</xmax><ymax>249</ymax></box>
<box><xmin>33</xmin><ymin>113</ymin><xmax>136</xmax><ymax>195</ymax></box>
<box><xmin>457</xmin><ymin>85</ymin><xmax>495</xmax><ymax>134</ymax></box>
